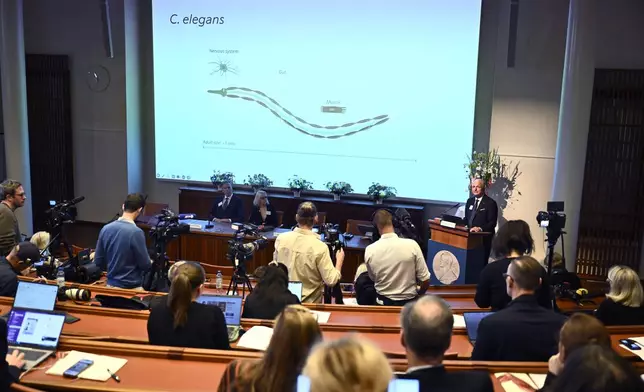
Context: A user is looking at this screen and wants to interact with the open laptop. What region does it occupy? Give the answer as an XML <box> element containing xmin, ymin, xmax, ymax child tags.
<box><xmin>6</xmin><ymin>308</ymin><xmax>66</xmax><ymax>370</ymax></box>
<box><xmin>196</xmin><ymin>294</ymin><xmax>243</xmax><ymax>342</ymax></box>
<box><xmin>463</xmin><ymin>311</ymin><xmax>493</xmax><ymax>344</ymax></box>
<box><xmin>1</xmin><ymin>281</ymin><xmax>78</xmax><ymax>324</ymax></box>
<box><xmin>288</xmin><ymin>281</ymin><xmax>303</xmax><ymax>302</ymax></box>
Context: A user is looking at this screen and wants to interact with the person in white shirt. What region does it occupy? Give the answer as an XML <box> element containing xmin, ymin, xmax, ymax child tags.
<box><xmin>273</xmin><ymin>202</ymin><xmax>344</xmax><ymax>303</ymax></box>
<box><xmin>365</xmin><ymin>209</ymin><xmax>430</xmax><ymax>306</ymax></box>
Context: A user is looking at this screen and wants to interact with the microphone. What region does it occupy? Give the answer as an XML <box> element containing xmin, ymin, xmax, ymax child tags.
<box><xmin>46</xmin><ymin>196</ymin><xmax>86</xmax><ymax>214</ymax></box>
<box><xmin>58</xmin><ymin>287</ymin><xmax>92</xmax><ymax>301</ymax></box>
<box><xmin>177</xmin><ymin>213</ymin><xmax>197</xmax><ymax>220</ymax></box>
<box><xmin>438</xmin><ymin>202</ymin><xmax>462</xmax><ymax>217</ymax></box>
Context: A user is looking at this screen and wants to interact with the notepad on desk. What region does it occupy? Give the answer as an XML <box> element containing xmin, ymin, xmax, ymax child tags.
<box><xmin>46</xmin><ymin>350</ymin><xmax>127</xmax><ymax>382</ymax></box>
<box><xmin>309</xmin><ymin>310</ymin><xmax>331</xmax><ymax>323</ymax></box>
<box><xmin>453</xmin><ymin>314</ymin><xmax>466</xmax><ymax>328</ymax></box>
<box><xmin>494</xmin><ymin>372</ymin><xmax>546</xmax><ymax>391</ymax></box>
<box><xmin>237</xmin><ymin>326</ymin><xmax>274</xmax><ymax>351</ymax></box>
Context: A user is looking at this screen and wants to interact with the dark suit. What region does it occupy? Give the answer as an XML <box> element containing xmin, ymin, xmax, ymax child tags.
<box><xmin>464</xmin><ymin>194</ymin><xmax>498</xmax><ymax>263</ymax></box>
<box><xmin>471</xmin><ymin>295</ymin><xmax>566</xmax><ymax>362</ymax></box>
<box><xmin>248</xmin><ymin>204</ymin><xmax>277</xmax><ymax>227</ymax></box>
<box><xmin>241</xmin><ymin>288</ymin><xmax>300</xmax><ymax>320</ymax></box>
<box><xmin>209</xmin><ymin>194</ymin><xmax>244</xmax><ymax>223</ymax></box>
<box><xmin>1</xmin><ymin>319</ymin><xmax>21</xmax><ymax>391</ymax></box>
<box><xmin>397</xmin><ymin>366</ymin><xmax>494</xmax><ymax>392</ymax></box>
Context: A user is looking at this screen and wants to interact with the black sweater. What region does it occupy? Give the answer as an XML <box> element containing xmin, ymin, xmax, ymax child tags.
<box><xmin>595</xmin><ymin>298</ymin><xmax>644</xmax><ymax>326</ymax></box>
<box><xmin>242</xmin><ymin>289</ymin><xmax>300</xmax><ymax>320</ymax></box>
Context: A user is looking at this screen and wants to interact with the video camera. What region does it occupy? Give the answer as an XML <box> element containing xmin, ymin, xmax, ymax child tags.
<box><xmin>227</xmin><ymin>223</ymin><xmax>268</xmax><ymax>269</ymax></box>
<box><xmin>320</xmin><ymin>223</ymin><xmax>343</xmax><ymax>250</ymax></box>
<box><xmin>150</xmin><ymin>208</ymin><xmax>191</xmax><ymax>241</ymax></box>
<box><xmin>536</xmin><ymin>201</ymin><xmax>566</xmax><ymax>246</ymax></box>
<box><xmin>45</xmin><ymin>196</ymin><xmax>84</xmax><ymax>228</ymax></box>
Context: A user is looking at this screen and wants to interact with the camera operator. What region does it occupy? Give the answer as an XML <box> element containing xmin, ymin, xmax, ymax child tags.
<box><xmin>0</xmin><ymin>180</ymin><xmax>27</xmax><ymax>257</ymax></box>
<box><xmin>366</xmin><ymin>209</ymin><xmax>430</xmax><ymax>306</ymax></box>
<box><xmin>273</xmin><ymin>202</ymin><xmax>344</xmax><ymax>303</ymax></box>
<box><xmin>94</xmin><ymin>193</ymin><xmax>151</xmax><ymax>290</ymax></box>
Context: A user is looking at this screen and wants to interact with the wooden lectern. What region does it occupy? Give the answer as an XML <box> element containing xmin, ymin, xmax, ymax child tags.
<box><xmin>426</xmin><ymin>218</ymin><xmax>489</xmax><ymax>285</ymax></box>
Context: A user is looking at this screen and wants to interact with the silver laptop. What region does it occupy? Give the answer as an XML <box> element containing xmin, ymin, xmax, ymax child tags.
<box><xmin>196</xmin><ymin>294</ymin><xmax>243</xmax><ymax>342</ymax></box>
<box><xmin>463</xmin><ymin>311</ymin><xmax>493</xmax><ymax>344</ymax></box>
<box><xmin>288</xmin><ymin>281</ymin><xmax>303</xmax><ymax>302</ymax></box>
<box><xmin>1</xmin><ymin>281</ymin><xmax>59</xmax><ymax>319</ymax></box>
<box><xmin>6</xmin><ymin>308</ymin><xmax>66</xmax><ymax>370</ymax></box>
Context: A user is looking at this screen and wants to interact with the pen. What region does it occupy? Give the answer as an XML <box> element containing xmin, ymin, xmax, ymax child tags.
<box><xmin>107</xmin><ymin>369</ymin><xmax>121</xmax><ymax>383</ymax></box>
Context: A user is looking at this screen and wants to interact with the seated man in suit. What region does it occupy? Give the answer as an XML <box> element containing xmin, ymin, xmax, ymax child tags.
<box><xmin>397</xmin><ymin>295</ymin><xmax>493</xmax><ymax>392</ymax></box>
<box><xmin>471</xmin><ymin>256</ymin><xmax>567</xmax><ymax>362</ymax></box>
<box><xmin>210</xmin><ymin>182</ymin><xmax>244</xmax><ymax>223</ymax></box>
<box><xmin>464</xmin><ymin>178</ymin><xmax>498</xmax><ymax>263</ymax></box>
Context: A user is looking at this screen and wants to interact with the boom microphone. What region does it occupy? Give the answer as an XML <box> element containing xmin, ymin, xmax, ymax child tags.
<box><xmin>46</xmin><ymin>196</ymin><xmax>86</xmax><ymax>214</ymax></box>
<box><xmin>438</xmin><ymin>202</ymin><xmax>462</xmax><ymax>216</ymax></box>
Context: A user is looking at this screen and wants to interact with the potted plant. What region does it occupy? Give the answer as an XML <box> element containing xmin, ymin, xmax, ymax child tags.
<box><xmin>464</xmin><ymin>149</ymin><xmax>502</xmax><ymax>189</ymax></box>
<box><xmin>210</xmin><ymin>171</ymin><xmax>235</xmax><ymax>190</ymax></box>
<box><xmin>287</xmin><ymin>175</ymin><xmax>313</xmax><ymax>198</ymax></box>
<box><xmin>244</xmin><ymin>174</ymin><xmax>273</xmax><ymax>191</ymax></box>
<box><xmin>367</xmin><ymin>183</ymin><xmax>397</xmax><ymax>204</ymax></box>
<box><xmin>325</xmin><ymin>181</ymin><xmax>353</xmax><ymax>201</ymax></box>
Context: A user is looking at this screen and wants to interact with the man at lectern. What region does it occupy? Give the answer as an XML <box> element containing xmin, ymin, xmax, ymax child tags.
<box><xmin>464</xmin><ymin>178</ymin><xmax>498</xmax><ymax>263</ymax></box>
<box><xmin>209</xmin><ymin>182</ymin><xmax>244</xmax><ymax>223</ymax></box>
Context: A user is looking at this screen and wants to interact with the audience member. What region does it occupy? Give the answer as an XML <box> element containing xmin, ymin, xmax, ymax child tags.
<box><xmin>471</xmin><ymin>256</ymin><xmax>567</xmax><ymax>362</ymax></box>
<box><xmin>210</xmin><ymin>182</ymin><xmax>244</xmax><ymax>223</ymax></box>
<box><xmin>218</xmin><ymin>305</ymin><xmax>321</xmax><ymax>392</ymax></box>
<box><xmin>354</xmin><ymin>263</ymin><xmax>376</xmax><ymax>305</ymax></box>
<box><xmin>397</xmin><ymin>295</ymin><xmax>493</xmax><ymax>392</ymax></box>
<box><xmin>366</xmin><ymin>209</ymin><xmax>430</xmax><ymax>306</ymax></box>
<box><xmin>94</xmin><ymin>193</ymin><xmax>151</xmax><ymax>289</ymax></box>
<box><xmin>1</xmin><ymin>319</ymin><xmax>24</xmax><ymax>391</ymax></box>
<box><xmin>273</xmin><ymin>202</ymin><xmax>343</xmax><ymax>303</ymax></box>
<box><xmin>547</xmin><ymin>252</ymin><xmax>581</xmax><ymax>290</ymax></box>
<box><xmin>147</xmin><ymin>261</ymin><xmax>230</xmax><ymax>350</ymax></box>
<box><xmin>29</xmin><ymin>231</ymin><xmax>50</xmax><ymax>253</ymax></box>
<box><xmin>303</xmin><ymin>336</ymin><xmax>392</xmax><ymax>392</ymax></box>
<box><xmin>550</xmin><ymin>345</ymin><xmax>644</xmax><ymax>392</ymax></box>
<box><xmin>595</xmin><ymin>265</ymin><xmax>644</xmax><ymax>325</ymax></box>
<box><xmin>242</xmin><ymin>264</ymin><xmax>300</xmax><ymax>320</ymax></box>
<box><xmin>248</xmin><ymin>190</ymin><xmax>277</xmax><ymax>229</ymax></box>
<box><xmin>0</xmin><ymin>180</ymin><xmax>26</xmax><ymax>257</ymax></box>
<box><xmin>475</xmin><ymin>220</ymin><xmax>552</xmax><ymax>310</ymax></box>
<box><xmin>0</xmin><ymin>242</ymin><xmax>41</xmax><ymax>297</ymax></box>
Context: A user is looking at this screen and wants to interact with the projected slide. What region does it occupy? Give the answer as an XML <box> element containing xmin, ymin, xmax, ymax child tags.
<box><xmin>152</xmin><ymin>0</ymin><xmax>482</xmax><ymax>201</ymax></box>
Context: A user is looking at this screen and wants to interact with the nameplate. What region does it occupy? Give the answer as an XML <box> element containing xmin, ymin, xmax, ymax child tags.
<box><xmin>440</xmin><ymin>220</ymin><xmax>457</xmax><ymax>229</ymax></box>
<box><xmin>189</xmin><ymin>224</ymin><xmax>202</xmax><ymax>231</ymax></box>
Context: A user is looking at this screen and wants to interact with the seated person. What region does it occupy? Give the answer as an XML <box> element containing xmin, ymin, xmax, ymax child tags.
<box><xmin>548</xmin><ymin>252</ymin><xmax>581</xmax><ymax>290</ymax></box>
<box><xmin>303</xmin><ymin>336</ymin><xmax>392</xmax><ymax>392</ymax></box>
<box><xmin>1</xmin><ymin>319</ymin><xmax>24</xmax><ymax>390</ymax></box>
<box><xmin>94</xmin><ymin>193</ymin><xmax>151</xmax><ymax>289</ymax></box>
<box><xmin>147</xmin><ymin>261</ymin><xmax>230</xmax><ymax>350</ymax></box>
<box><xmin>354</xmin><ymin>263</ymin><xmax>376</xmax><ymax>305</ymax></box>
<box><xmin>29</xmin><ymin>231</ymin><xmax>50</xmax><ymax>251</ymax></box>
<box><xmin>471</xmin><ymin>256</ymin><xmax>567</xmax><ymax>362</ymax></box>
<box><xmin>273</xmin><ymin>202</ymin><xmax>343</xmax><ymax>303</ymax></box>
<box><xmin>248</xmin><ymin>190</ymin><xmax>277</xmax><ymax>229</ymax></box>
<box><xmin>366</xmin><ymin>209</ymin><xmax>430</xmax><ymax>306</ymax></box>
<box><xmin>475</xmin><ymin>220</ymin><xmax>552</xmax><ymax>310</ymax></box>
<box><xmin>0</xmin><ymin>242</ymin><xmax>41</xmax><ymax>297</ymax></box>
<box><xmin>209</xmin><ymin>182</ymin><xmax>244</xmax><ymax>223</ymax></box>
<box><xmin>218</xmin><ymin>305</ymin><xmax>322</xmax><ymax>392</ymax></box>
<box><xmin>595</xmin><ymin>265</ymin><xmax>644</xmax><ymax>325</ymax></box>
<box><xmin>397</xmin><ymin>295</ymin><xmax>493</xmax><ymax>392</ymax></box>
<box><xmin>242</xmin><ymin>264</ymin><xmax>300</xmax><ymax>320</ymax></box>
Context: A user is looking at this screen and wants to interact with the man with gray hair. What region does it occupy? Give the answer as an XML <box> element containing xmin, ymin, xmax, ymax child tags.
<box><xmin>397</xmin><ymin>295</ymin><xmax>493</xmax><ymax>391</ymax></box>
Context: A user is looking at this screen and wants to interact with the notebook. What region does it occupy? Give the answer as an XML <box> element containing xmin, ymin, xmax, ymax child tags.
<box><xmin>6</xmin><ymin>309</ymin><xmax>66</xmax><ymax>371</ymax></box>
<box><xmin>46</xmin><ymin>350</ymin><xmax>128</xmax><ymax>381</ymax></box>
<box><xmin>463</xmin><ymin>311</ymin><xmax>493</xmax><ymax>344</ymax></box>
<box><xmin>288</xmin><ymin>281</ymin><xmax>303</xmax><ymax>301</ymax></box>
<box><xmin>196</xmin><ymin>294</ymin><xmax>243</xmax><ymax>341</ymax></box>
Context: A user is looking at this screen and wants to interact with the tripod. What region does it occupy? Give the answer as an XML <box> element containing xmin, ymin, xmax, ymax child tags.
<box><xmin>143</xmin><ymin>237</ymin><xmax>171</xmax><ymax>292</ymax></box>
<box><xmin>227</xmin><ymin>260</ymin><xmax>253</xmax><ymax>298</ymax></box>
<box><xmin>323</xmin><ymin>242</ymin><xmax>344</xmax><ymax>305</ymax></box>
<box><xmin>544</xmin><ymin>228</ymin><xmax>565</xmax><ymax>312</ymax></box>
<box><xmin>41</xmin><ymin>220</ymin><xmax>75</xmax><ymax>279</ymax></box>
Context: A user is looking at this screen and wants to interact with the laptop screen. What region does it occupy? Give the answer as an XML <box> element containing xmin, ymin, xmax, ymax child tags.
<box><xmin>288</xmin><ymin>281</ymin><xmax>303</xmax><ymax>301</ymax></box>
<box><xmin>196</xmin><ymin>295</ymin><xmax>242</xmax><ymax>326</ymax></box>
<box><xmin>13</xmin><ymin>282</ymin><xmax>58</xmax><ymax>311</ymax></box>
<box><xmin>6</xmin><ymin>309</ymin><xmax>65</xmax><ymax>349</ymax></box>
<box><xmin>463</xmin><ymin>311</ymin><xmax>493</xmax><ymax>343</ymax></box>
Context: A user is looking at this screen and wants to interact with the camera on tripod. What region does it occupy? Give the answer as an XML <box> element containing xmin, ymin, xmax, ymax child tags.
<box><xmin>536</xmin><ymin>201</ymin><xmax>566</xmax><ymax>243</ymax></box>
<box><xmin>227</xmin><ymin>223</ymin><xmax>268</xmax><ymax>268</ymax></box>
<box><xmin>150</xmin><ymin>209</ymin><xmax>191</xmax><ymax>242</ymax></box>
<box><xmin>320</xmin><ymin>223</ymin><xmax>343</xmax><ymax>250</ymax></box>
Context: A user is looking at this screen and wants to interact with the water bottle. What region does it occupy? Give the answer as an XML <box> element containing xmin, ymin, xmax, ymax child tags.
<box><xmin>56</xmin><ymin>267</ymin><xmax>65</xmax><ymax>288</ymax></box>
<box><xmin>216</xmin><ymin>271</ymin><xmax>223</xmax><ymax>289</ymax></box>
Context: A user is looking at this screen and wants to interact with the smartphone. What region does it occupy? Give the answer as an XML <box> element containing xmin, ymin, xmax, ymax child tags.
<box><xmin>388</xmin><ymin>379</ymin><xmax>420</xmax><ymax>392</ymax></box>
<box><xmin>63</xmin><ymin>359</ymin><xmax>94</xmax><ymax>378</ymax></box>
<box><xmin>296</xmin><ymin>375</ymin><xmax>311</xmax><ymax>391</ymax></box>
<box><xmin>620</xmin><ymin>339</ymin><xmax>641</xmax><ymax>350</ymax></box>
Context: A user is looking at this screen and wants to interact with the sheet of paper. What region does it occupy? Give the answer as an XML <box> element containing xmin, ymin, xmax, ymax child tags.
<box><xmin>237</xmin><ymin>326</ymin><xmax>274</xmax><ymax>351</ymax></box>
<box><xmin>46</xmin><ymin>350</ymin><xmax>127</xmax><ymax>382</ymax></box>
<box><xmin>453</xmin><ymin>314</ymin><xmax>466</xmax><ymax>328</ymax></box>
<box><xmin>528</xmin><ymin>374</ymin><xmax>548</xmax><ymax>389</ymax></box>
<box><xmin>620</xmin><ymin>336</ymin><xmax>644</xmax><ymax>360</ymax></box>
<box><xmin>309</xmin><ymin>310</ymin><xmax>331</xmax><ymax>323</ymax></box>
<box><xmin>501</xmin><ymin>381</ymin><xmax>530</xmax><ymax>392</ymax></box>
<box><xmin>494</xmin><ymin>373</ymin><xmax>537</xmax><ymax>389</ymax></box>
<box><xmin>342</xmin><ymin>298</ymin><xmax>359</xmax><ymax>306</ymax></box>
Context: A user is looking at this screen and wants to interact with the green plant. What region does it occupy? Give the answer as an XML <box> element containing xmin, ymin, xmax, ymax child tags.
<box><xmin>287</xmin><ymin>175</ymin><xmax>313</xmax><ymax>191</ymax></box>
<box><xmin>210</xmin><ymin>171</ymin><xmax>235</xmax><ymax>187</ymax></box>
<box><xmin>464</xmin><ymin>148</ymin><xmax>522</xmax><ymax>211</ymax></box>
<box><xmin>367</xmin><ymin>183</ymin><xmax>397</xmax><ymax>200</ymax></box>
<box><xmin>244</xmin><ymin>173</ymin><xmax>273</xmax><ymax>189</ymax></box>
<box><xmin>325</xmin><ymin>181</ymin><xmax>353</xmax><ymax>195</ymax></box>
<box><xmin>465</xmin><ymin>149</ymin><xmax>502</xmax><ymax>186</ymax></box>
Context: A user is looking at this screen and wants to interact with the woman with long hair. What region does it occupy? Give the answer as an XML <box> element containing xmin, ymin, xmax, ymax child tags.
<box><xmin>474</xmin><ymin>220</ymin><xmax>551</xmax><ymax>310</ymax></box>
<box><xmin>595</xmin><ymin>265</ymin><xmax>644</xmax><ymax>325</ymax></box>
<box><xmin>242</xmin><ymin>264</ymin><xmax>300</xmax><ymax>320</ymax></box>
<box><xmin>248</xmin><ymin>190</ymin><xmax>277</xmax><ymax>228</ymax></box>
<box><xmin>147</xmin><ymin>261</ymin><xmax>230</xmax><ymax>350</ymax></box>
<box><xmin>218</xmin><ymin>305</ymin><xmax>321</xmax><ymax>392</ymax></box>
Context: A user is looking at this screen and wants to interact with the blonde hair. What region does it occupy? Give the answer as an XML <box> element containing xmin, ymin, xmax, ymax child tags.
<box><xmin>253</xmin><ymin>190</ymin><xmax>269</xmax><ymax>207</ymax></box>
<box><xmin>354</xmin><ymin>263</ymin><xmax>367</xmax><ymax>282</ymax></box>
<box><xmin>30</xmin><ymin>231</ymin><xmax>50</xmax><ymax>250</ymax></box>
<box><xmin>303</xmin><ymin>336</ymin><xmax>392</xmax><ymax>392</ymax></box>
<box><xmin>607</xmin><ymin>265</ymin><xmax>643</xmax><ymax>307</ymax></box>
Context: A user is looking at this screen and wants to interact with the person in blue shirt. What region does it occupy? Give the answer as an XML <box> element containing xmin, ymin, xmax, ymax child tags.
<box><xmin>94</xmin><ymin>193</ymin><xmax>151</xmax><ymax>289</ymax></box>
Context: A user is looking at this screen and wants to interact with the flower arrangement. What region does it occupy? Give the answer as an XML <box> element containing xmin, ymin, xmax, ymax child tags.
<box><xmin>210</xmin><ymin>171</ymin><xmax>235</xmax><ymax>188</ymax></box>
<box><xmin>464</xmin><ymin>149</ymin><xmax>502</xmax><ymax>187</ymax></box>
<box><xmin>464</xmin><ymin>148</ymin><xmax>522</xmax><ymax>212</ymax></box>
<box><xmin>287</xmin><ymin>176</ymin><xmax>314</xmax><ymax>191</ymax></box>
<box><xmin>244</xmin><ymin>173</ymin><xmax>273</xmax><ymax>190</ymax></box>
<box><xmin>325</xmin><ymin>181</ymin><xmax>353</xmax><ymax>200</ymax></box>
<box><xmin>367</xmin><ymin>183</ymin><xmax>397</xmax><ymax>203</ymax></box>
